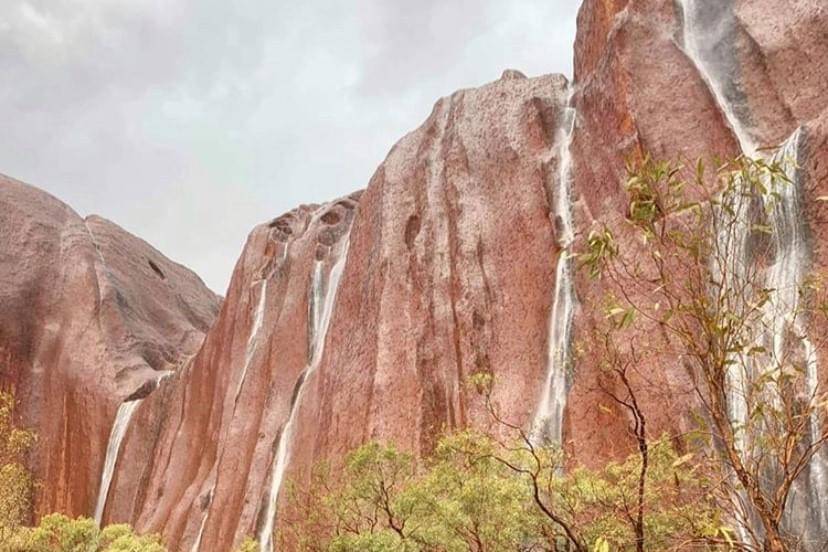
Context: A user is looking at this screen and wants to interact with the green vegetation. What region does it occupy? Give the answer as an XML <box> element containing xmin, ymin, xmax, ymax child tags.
<box><xmin>235</xmin><ymin>537</ymin><xmax>261</xmax><ymax>552</ymax></box>
<box><xmin>3</xmin><ymin>515</ymin><xmax>166</xmax><ymax>551</ymax></box>
<box><xmin>279</xmin><ymin>429</ymin><xmax>727</xmax><ymax>551</ymax></box>
<box><xmin>0</xmin><ymin>391</ymin><xmax>173</xmax><ymax>552</ymax></box>
<box><xmin>581</xmin><ymin>154</ymin><xmax>828</xmax><ymax>551</ymax></box>
<box><xmin>1</xmin><ymin>390</ymin><xmax>36</xmax><ymax>544</ymax></box>
<box><xmin>280</xmin><ymin>153</ymin><xmax>826</xmax><ymax>551</ymax></box>
<box><xmin>4</xmin><ymin>153</ymin><xmax>824</xmax><ymax>551</ymax></box>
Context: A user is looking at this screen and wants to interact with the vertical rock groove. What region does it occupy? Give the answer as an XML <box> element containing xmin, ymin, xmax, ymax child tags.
<box><xmin>256</xmin><ymin>225</ymin><xmax>352</xmax><ymax>552</ymax></box>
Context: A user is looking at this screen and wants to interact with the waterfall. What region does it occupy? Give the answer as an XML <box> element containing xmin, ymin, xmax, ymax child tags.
<box><xmin>94</xmin><ymin>400</ymin><xmax>142</xmax><ymax>524</ymax></box>
<box><xmin>93</xmin><ymin>371</ymin><xmax>173</xmax><ymax>524</ymax></box>
<box><xmin>532</xmin><ymin>88</ymin><xmax>577</xmax><ymax>446</ymax></box>
<box><xmin>711</xmin><ymin>177</ymin><xmax>753</xmax><ymax>458</ymax></box>
<box><xmin>308</xmin><ymin>261</ymin><xmax>325</xmax><ymax>362</ymax></box>
<box><xmin>678</xmin><ymin>0</ymin><xmax>827</xmax><ymax>544</ymax></box>
<box><xmin>804</xmin><ymin>339</ymin><xmax>828</xmax><ymax>534</ymax></box>
<box><xmin>714</xmin><ymin>192</ymin><xmax>754</xmax><ymax>544</ymax></box>
<box><xmin>677</xmin><ymin>0</ymin><xmax>758</xmax><ymax>540</ymax></box>
<box><xmin>766</xmin><ymin>132</ymin><xmax>828</xmax><ymax>540</ymax></box>
<box><xmin>256</xmin><ymin>232</ymin><xmax>351</xmax><ymax>552</ymax></box>
<box><xmin>190</xmin><ymin>487</ymin><xmax>215</xmax><ymax>552</ymax></box>
<box><xmin>677</xmin><ymin>0</ymin><xmax>757</xmax><ymax>155</ymax></box>
<box><xmin>234</xmin><ymin>279</ymin><xmax>269</xmax><ymax>405</ymax></box>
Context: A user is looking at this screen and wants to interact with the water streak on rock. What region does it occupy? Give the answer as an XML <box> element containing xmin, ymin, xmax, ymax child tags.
<box><xmin>93</xmin><ymin>371</ymin><xmax>174</xmax><ymax>524</ymax></box>
<box><xmin>533</xmin><ymin>87</ymin><xmax>577</xmax><ymax>446</ymax></box>
<box><xmin>257</xmin><ymin>227</ymin><xmax>351</xmax><ymax>552</ymax></box>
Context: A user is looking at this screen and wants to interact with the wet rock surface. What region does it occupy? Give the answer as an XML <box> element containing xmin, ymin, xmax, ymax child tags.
<box><xmin>2</xmin><ymin>0</ymin><xmax>827</xmax><ymax>550</ymax></box>
<box><xmin>0</xmin><ymin>175</ymin><xmax>220</xmax><ymax>518</ymax></box>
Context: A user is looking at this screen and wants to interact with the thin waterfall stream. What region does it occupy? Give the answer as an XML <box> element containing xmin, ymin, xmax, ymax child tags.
<box><xmin>532</xmin><ymin>86</ymin><xmax>577</xmax><ymax>446</ymax></box>
<box><xmin>190</xmin><ymin>487</ymin><xmax>214</xmax><ymax>552</ymax></box>
<box><xmin>189</xmin><ymin>277</ymin><xmax>272</xmax><ymax>552</ymax></box>
<box><xmin>234</xmin><ymin>279</ymin><xmax>269</xmax><ymax>405</ymax></box>
<box><xmin>93</xmin><ymin>370</ymin><xmax>174</xmax><ymax>524</ymax></box>
<box><xmin>678</xmin><ymin>0</ymin><xmax>827</xmax><ymax>543</ymax></box>
<box><xmin>765</xmin><ymin>132</ymin><xmax>828</xmax><ymax>537</ymax></box>
<box><xmin>256</xmin><ymin>231</ymin><xmax>351</xmax><ymax>552</ymax></box>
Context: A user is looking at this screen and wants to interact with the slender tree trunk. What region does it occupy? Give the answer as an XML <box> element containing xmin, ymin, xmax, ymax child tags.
<box><xmin>764</xmin><ymin>533</ymin><xmax>786</xmax><ymax>552</ymax></box>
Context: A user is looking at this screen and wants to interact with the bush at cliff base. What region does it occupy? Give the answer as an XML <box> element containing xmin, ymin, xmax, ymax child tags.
<box><xmin>278</xmin><ymin>431</ymin><xmax>731</xmax><ymax>551</ymax></box>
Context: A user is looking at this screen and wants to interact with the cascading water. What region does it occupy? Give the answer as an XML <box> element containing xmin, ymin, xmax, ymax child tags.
<box><xmin>765</xmin><ymin>132</ymin><xmax>828</xmax><ymax>540</ymax></box>
<box><xmin>94</xmin><ymin>400</ymin><xmax>142</xmax><ymax>524</ymax></box>
<box><xmin>234</xmin><ymin>279</ymin><xmax>269</xmax><ymax>405</ymax></box>
<box><xmin>256</xmin><ymin>231</ymin><xmax>351</xmax><ymax>552</ymax></box>
<box><xmin>93</xmin><ymin>370</ymin><xmax>173</xmax><ymax>524</ymax></box>
<box><xmin>677</xmin><ymin>0</ymin><xmax>756</xmax><ymax>154</ymax></box>
<box><xmin>532</xmin><ymin>88</ymin><xmax>577</xmax><ymax>446</ymax></box>
<box><xmin>711</xmin><ymin>181</ymin><xmax>754</xmax><ymax>542</ymax></box>
<box><xmin>190</xmin><ymin>487</ymin><xmax>215</xmax><ymax>552</ymax></box>
<box><xmin>678</xmin><ymin>0</ymin><xmax>827</xmax><ymax>544</ymax></box>
<box><xmin>804</xmin><ymin>337</ymin><xmax>828</xmax><ymax>534</ymax></box>
<box><xmin>677</xmin><ymin>0</ymin><xmax>760</xmax><ymax>540</ymax></box>
<box><xmin>187</xmin><ymin>277</ymin><xmax>270</xmax><ymax>551</ymax></box>
<box><xmin>307</xmin><ymin>261</ymin><xmax>325</xmax><ymax>362</ymax></box>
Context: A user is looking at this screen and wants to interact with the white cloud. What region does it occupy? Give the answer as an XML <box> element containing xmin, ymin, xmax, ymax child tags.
<box><xmin>0</xmin><ymin>0</ymin><xmax>579</xmax><ymax>292</ymax></box>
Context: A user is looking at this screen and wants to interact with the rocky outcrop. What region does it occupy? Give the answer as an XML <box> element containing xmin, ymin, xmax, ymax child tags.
<box><xmin>2</xmin><ymin>0</ymin><xmax>827</xmax><ymax>551</ymax></box>
<box><xmin>72</xmin><ymin>1</ymin><xmax>828</xmax><ymax>548</ymax></box>
<box><xmin>301</xmin><ymin>71</ymin><xmax>571</xmax><ymax>459</ymax></box>
<box><xmin>0</xmin><ymin>175</ymin><xmax>220</xmax><ymax>519</ymax></box>
<box><xmin>567</xmin><ymin>0</ymin><xmax>828</xmax><ymax>543</ymax></box>
<box><xmin>103</xmin><ymin>72</ymin><xmax>573</xmax><ymax>551</ymax></box>
<box><xmin>102</xmin><ymin>196</ymin><xmax>358</xmax><ymax>549</ymax></box>
<box><xmin>565</xmin><ymin>0</ymin><xmax>828</xmax><ymax>468</ymax></box>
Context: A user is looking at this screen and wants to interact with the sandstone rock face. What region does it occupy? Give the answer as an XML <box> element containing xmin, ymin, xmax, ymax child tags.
<box><xmin>566</xmin><ymin>0</ymin><xmax>828</xmax><ymax>462</ymax></box>
<box><xmin>567</xmin><ymin>0</ymin><xmax>828</xmax><ymax>543</ymax></box>
<box><xmin>566</xmin><ymin>0</ymin><xmax>743</xmax><ymax>468</ymax></box>
<box><xmin>105</xmin><ymin>196</ymin><xmax>359</xmax><ymax>550</ymax></box>
<box><xmin>3</xmin><ymin>0</ymin><xmax>827</xmax><ymax>551</ymax></box>
<box><xmin>94</xmin><ymin>1</ymin><xmax>828</xmax><ymax>549</ymax></box>
<box><xmin>301</xmin><ymin>72</ymin><xmax>571</xmax><ymax>458</ymax></box>
<box><xmin>105</xmin><ymin>72</ymin><xmax>573</xmax><ymax>551</ymax></box>
<box><xmin>0</xmin><ymin>175</ymin><xmax>220</xmax><ymax>519</ymax></box>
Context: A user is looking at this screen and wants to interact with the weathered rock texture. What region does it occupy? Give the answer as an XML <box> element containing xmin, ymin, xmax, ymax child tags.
<box><xmin>106</xmin><ymin>195</ymin><xmax>362</xmax><ymax>550</ymax></box>
<box><xmin>102</xmin><ymin>72</ymin><xmax>573</xmax><ymax>551</ymax></box>
<box><xmin>0</xmin><ymin>175</ymin><xmax>220</xmax><ymax>519</ymax></box>
<box><xmin>567</xmin><ymin>0</ymin><xmax>828</xmax><ymax>467</ymax></box>
<box><xmin>2</xmin><ymin>0</ymin><xmax>827</xmax><ymax>550</ymax></box>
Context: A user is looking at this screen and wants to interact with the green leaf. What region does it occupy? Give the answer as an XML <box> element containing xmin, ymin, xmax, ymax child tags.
<box><xmin>593</xmin><ymin>537</ymin><xmax>611</xmax><ymax>552</ymax></box>
<box><xmin>671</xmin><ymin>453</ymin><xmax>694</xmax><ymax>468</ymax></box>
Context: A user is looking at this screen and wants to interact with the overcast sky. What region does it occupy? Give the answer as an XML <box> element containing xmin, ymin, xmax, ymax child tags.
<box><xmin>0</xmin><ymin>0</ymin><xmax>579</xmax><ymax>293</ymax></box>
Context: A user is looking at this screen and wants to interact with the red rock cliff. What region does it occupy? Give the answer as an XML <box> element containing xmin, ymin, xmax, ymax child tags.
<box><xmin>3</xmin><ymin>0</ymin><xmax>827</xmax><ymax>551</ymax></box>
<box><xmin>105</xmin><ymin>71</ymin><xmax>573</xmax><ymax>552</ymax></box>
<box><xmin>0</xmin><ymin>175</ymin><xmax>220</xmax><ymax>519</ymax></box>
<box><xmin>567</xmin><ymin>0</ymin><xmax>828</xmax><ymax>465</ymax></box>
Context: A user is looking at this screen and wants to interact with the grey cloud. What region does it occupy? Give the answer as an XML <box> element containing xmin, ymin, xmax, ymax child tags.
<box><xmin>0</xmin><ymin>0</ymin><xmax>579</xmax><ymax>292</ymax></box>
